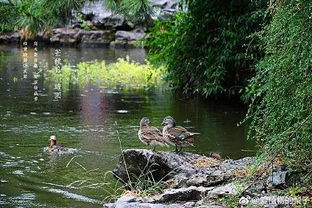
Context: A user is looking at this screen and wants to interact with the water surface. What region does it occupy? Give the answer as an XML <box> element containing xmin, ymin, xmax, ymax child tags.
<box><xmin>0</xmin><ymin>44</ymin><xmax>255</xmax><ymax>207</ymax></box>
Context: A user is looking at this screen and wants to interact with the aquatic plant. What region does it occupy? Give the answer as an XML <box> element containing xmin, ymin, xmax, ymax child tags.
<box><xmin>46</xmin><ymin>58</ymin><xmax>164</xmax><ymax>91</ymax></box>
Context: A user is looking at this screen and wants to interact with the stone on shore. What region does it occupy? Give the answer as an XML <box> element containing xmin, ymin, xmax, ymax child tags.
<box><xmin>103</xmin><ymin>202</ymin><xmax>226</xmax><ymax>208</ymax></box>
<box><xmin>0</xmin><ymin>32</ymin><xmax>20</xmax><ymax>44</ymax></box>
<box><xmin>104</xmin><ymin>149</ymin><xmax>303</xmax><ymax>208</ymax></box>
<box><xmin>113</xmin><ymin>149</ymin><xmax>254</xmax><ymax>189</ymax></box>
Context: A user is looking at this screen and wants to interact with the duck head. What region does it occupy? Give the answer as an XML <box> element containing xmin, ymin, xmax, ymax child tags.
<box><xmin>161</xmin><ymin>116</ymin><xmax>176</xmax><ymax>128</ymax></box>
<box><xmin>139</xmin><ymin>117</ymin><xmax>150</xmax><ymax>128</ymax></box>
<box><xmin>49</xmin><ymin>135</ymin><xmax>57</xmax><ymax>147</ymax></box>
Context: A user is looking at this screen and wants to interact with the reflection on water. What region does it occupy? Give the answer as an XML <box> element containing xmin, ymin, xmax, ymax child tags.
<box><xmin>0</xmin><ymin>44</ymin><xmax>255</xmax><ymax>207</ymax></box>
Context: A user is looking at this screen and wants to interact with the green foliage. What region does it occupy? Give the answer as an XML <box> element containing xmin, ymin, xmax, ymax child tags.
<box><xmin>144</xmin><ymin>12</ymin><xmax>186</xmax><ymax>66</ymax></box>
<box><xmin>245</xmin><ymin>0</ymin><xmax>312</xmax><ymax>166</ymax></box>
<box><xmin>0</xmin><ymin>0</ymin><xmax>84</xmax><ymax>35</ymax></box>
<box><xmin>46</xmin><ymin>58</ymin><xmax>164</xmax><ymax>91</ymax></box>
<box><xmin>15</xmin><ymin>0</ymin><xmax>53</xmax><ymax>34</ymax></box>
<box><xmin>145</xmin><ymin>0</ymin><xmax>268</xmax><ymax>97</ymax></box>
<box><xmin>76</xmin><ymin>13</ymin><xmax>91</xmax><ymax>30</ymax></box>
<box><xmin>0</xmin><ymin>3</ymin><xmax>18</xmax><ymax>32</ymax></box>
<box><xmin>105</xmin><ymin>0</ymin><xmax>153</xmax><ymax>24</ymax></box>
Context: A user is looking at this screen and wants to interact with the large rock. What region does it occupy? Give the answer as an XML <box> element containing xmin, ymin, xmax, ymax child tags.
<box><xmin>108</xmin><ymin>150</ymin><xmax>306</xmax><ymax>208</ymax></box>
<box><xmin>151</xmin><ymin>0</ymin><xmax>178</xmax><ymax>9</ymax></box>
<box><xmin>115</xmin><ymin>31</ymin><xmax>145</xmax><ymax>41</ymax></box>
<box><xmin>156</xmin><ymin>186</ymin><xmax>214</xmax><ymax>203</ymax></box>
<box><xmin>103</xmin><ymin>202</ymin><xmax>226</xmax><ymax>208</ymax></box>
<box><xmin>50</xmin><ymin>28</ymin><xmax>80</xmax><ymax>43</ymax></box>
<box><xmin>35</xmin><ymin>27</ymin><xmax>143</xmax><ymax>47</ymax></box>
<box><xmin>113</xmin><ymin>149</ymin><xmax>254</xmax><ymax>188</ymax></box>
<box><xmin>0</xmin><ymin>32</ymin><xmax>20</xmax><ymax>43</ymax></box>
<box><xmin>93</xmin><ymin>14</ymin><xmax>126</xmax><ymax>29</ymax></box>
<box><xmin>79</xmin><ymin>30</ymin><xmax>114</xmax><ymax>44</ymax></box>
<box><xmin>207</xmin><ymin>183</ymin><xmax>240</xmax><ymax>197</ymax></box>
<box><xmin>72</xmin><ymin>0</ymin><xmax>179</xmax><ymax>31</ymax></box>
<box><xmin>266</xmin><ymin>170</ymin><xmax>288</xmax><ymax>189</ymax></box>
<box><xmin>150</xmin><ymin>0</ymin><xmax>179</xmax><ymax>20</ymax></box>
<box><xmin>74</xmin><ymin>0</ymin><xmax>130</xmax><ymax>30</ymax></box>
<box><xmin>265</xmin><ymin>166</ymin><xmax>306</xmax><ymax>190</ymax></box>
<box><xmin>111</xmin><ymin>30</ymin><xmax>145</xmax><ymax>48</ymax></box>
<box><xmin>47</xmin><ymin>28</ymin><xmax>114</xmax><ymax>45</ymax></box>
<box><xmin>107</xmin><ymin>186</ymin><xmax>214</xmax><ymax>205</ymax></box>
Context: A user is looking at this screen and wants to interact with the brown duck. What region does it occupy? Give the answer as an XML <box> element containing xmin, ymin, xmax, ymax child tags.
<box><xmin>138</xmin><ymin>117</ymin><xmax>168</xmax><ymax>151</ymax></box>
<box><xmin>48</xmin><ymin>135</ymin><xmax>67</xmax><ymax>152</ymax></box>
<box><xmin>162</xmin><ymin>116</ymin><xmax>200</xmax><ymax>152</ymax></box>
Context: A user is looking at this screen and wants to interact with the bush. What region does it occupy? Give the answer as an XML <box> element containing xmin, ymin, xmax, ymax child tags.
<box><xmin>105</xmin><ymin>0</ymin><xmax>153</xmax><ymax>26</ymax></box>
<box><xmin>0</xmin><ymin>0</ymin><xmax>84</xmax><ymax>36</ymax></box>
<box><xmin>145</xmin><ymin>0</ymin><xmax>268</xmax><ymax>97</ymax></box>
<box><xmin>0</xmin><ymin>3</ymin><xmax>18</xmax><ymax>32</ymax></box>
<box><xmin>245</xmin><ymin>0</ymin><xmax>312</xmax><ymax>166</ymax></box>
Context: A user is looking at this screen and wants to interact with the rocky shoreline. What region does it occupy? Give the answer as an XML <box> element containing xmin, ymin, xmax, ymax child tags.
<box><xmin>0</xmin><ymin>28</ymin><xmax>145</xmax><ymax>48</ymax></box>
<box><xmin>104</xmin><ymin>149</ymin><xmax>310</xmax><ymax>208</ymax></box>
<box><xmin>0</xmin><ymin>0</ymin><xmax>178</xmax><ymax>48</ymax></box>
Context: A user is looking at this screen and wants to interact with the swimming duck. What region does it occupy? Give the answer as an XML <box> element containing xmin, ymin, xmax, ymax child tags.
<box><xmin>162</xmin><ymin>116</ymin><xmax>200</xmax><ymax>153</ymax></box>
<box><xmin>48</xmin><ymin>135</ymin><xmax>68</xmax><ymax>153</ymax></box>
<box><xmin>138</xmin><ymin>117</ymin><xmax>168</xmax><ymax>151</ymax></box>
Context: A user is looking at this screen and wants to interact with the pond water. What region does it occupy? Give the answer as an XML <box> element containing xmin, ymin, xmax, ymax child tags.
<box><xmin>0</xmin><ymin>44</ymin><xmax>255</xmax><ymax>207</ymax></box>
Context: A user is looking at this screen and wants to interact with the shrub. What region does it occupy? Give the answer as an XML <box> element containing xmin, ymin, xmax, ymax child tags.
<box><xmin>0</xmin><ymin>0</ymin><xmax>84</xmax><ymax>36</ymax></box>
<box><xmin>145</xmin><ymin>0</ymin><xmax>268</xmax><ymax>97</ymax></box>
<box><xmin>105</xmin><ymin>0</ymin><xmax>153</xmax><ymax>26</ymax></box>
<box><xmin>245</xmin><ymin>0</ymin><xmax>312</xmax><ymax>166</ymax></box>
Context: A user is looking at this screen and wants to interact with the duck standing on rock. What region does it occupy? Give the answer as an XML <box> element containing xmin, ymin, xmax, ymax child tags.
<box><xmin>162</xmin><ymin>116</ymin><xmax>200</xmax><ymax>153</ymax></box>
<box><xmin>138</xmin><ymin>117</ymin><xmax>168</xmax><ymax>151</ymax></box>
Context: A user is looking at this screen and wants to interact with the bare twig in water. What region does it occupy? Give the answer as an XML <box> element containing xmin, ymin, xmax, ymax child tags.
<box><xmin>65</xmin><ymin>155</ymin><xmax>87</xmax><ymax>171</ymax></box>
<box><xmin>75</xmin><ymin>161</ymin><xmax>87</xmax><ymax>171</ymax></box>
<box><xmin>65</xmin><ymin>155</ymin><xmax>81</xmax><ymax>168</ymax></box>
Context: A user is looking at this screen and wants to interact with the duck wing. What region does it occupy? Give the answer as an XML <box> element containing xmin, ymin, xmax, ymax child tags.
<box><xmin>140</xmin><ymin>126</ymin><xmax>163</xmax><ymax>142</ymax></box>
<box><xmin>150</xmin><ymin>126</ymin><xmax>163</xmax><ymax>137</ymax></box>
<box><xmin>168</xmin><ymin>126</ymin><xmax>199</xmax><ymax>141</ymax></box>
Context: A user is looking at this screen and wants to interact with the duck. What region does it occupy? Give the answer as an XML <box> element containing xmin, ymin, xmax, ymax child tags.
<box><xmin>138</xmin><ymin>117</ymin><xmax>169</xmax><ymax>151</ymax></box>
<box><xmin>162</xmin><ymin>116</ymin><xmax>200</xmax><ymax>153</ymax></box>
<box><xmin>48</xmin><ymin>135</ymin><xmax>68</xmax><ymax>153</ymax></box>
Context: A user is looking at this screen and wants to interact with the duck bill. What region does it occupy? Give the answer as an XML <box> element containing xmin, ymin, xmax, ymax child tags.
<box><xmin>161</xmin><ymin>121</ymin><xmax>166</xmax><ymax>126</ymax></box>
